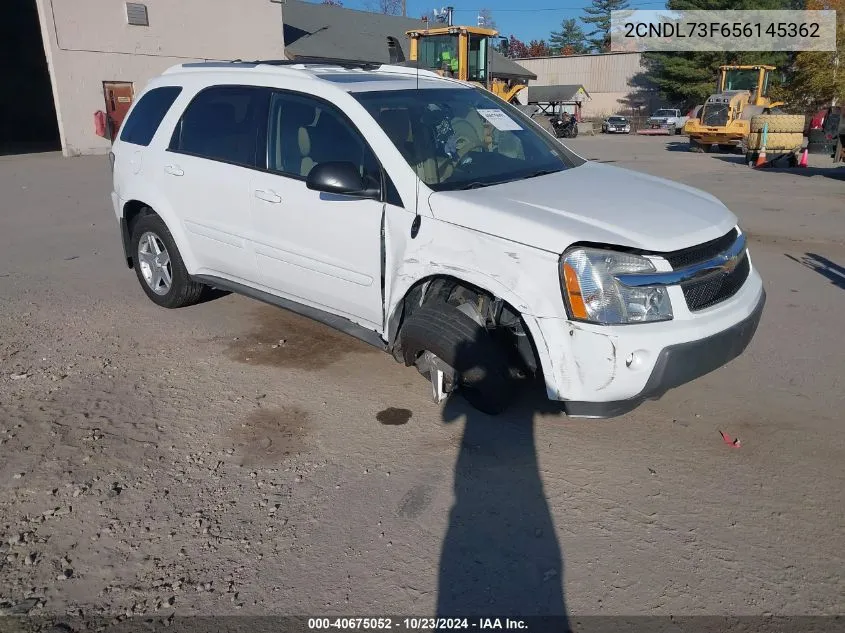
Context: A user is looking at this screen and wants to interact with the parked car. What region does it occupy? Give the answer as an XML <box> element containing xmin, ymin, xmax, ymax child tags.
<box><xmin>602</xmin><ymin>115</ymin><xmax>631</xmax><ymax>134</ymax></box>
<box><xmin>110</xmin><ymin>60</ymin><xmax>765</xmax><ymax>417</ymax></box>
<box><xmin>647</xmin><ymin>108</ymin><xmax>688</xmax><ymax>134</ymax></box>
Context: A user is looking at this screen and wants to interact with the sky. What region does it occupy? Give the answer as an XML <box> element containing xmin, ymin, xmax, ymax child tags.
<box><xmin>338</xmin><ymin>0</ymin><xmax>670</xmax><ymax>45</ymax></box>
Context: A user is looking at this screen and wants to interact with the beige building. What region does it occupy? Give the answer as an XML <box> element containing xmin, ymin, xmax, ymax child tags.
<box><xmin>514</xmin><ymin>52</ymin><xmax>661</xmax><ymax>118</ymax></box>
<box><xmin>25</xmin><ymin>0</ymin><xmax>285</xmax><ymax>156</ymax></box>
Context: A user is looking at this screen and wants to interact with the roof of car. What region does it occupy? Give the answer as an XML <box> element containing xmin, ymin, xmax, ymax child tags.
<box><xmin>162</xmin><ymin>60</ymin><xmax>468</xmax><ymax>93</ymax></box>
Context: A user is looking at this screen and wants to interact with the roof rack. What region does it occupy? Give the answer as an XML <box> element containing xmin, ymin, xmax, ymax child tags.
<box><xmin>254</xmin><ymin>57</ymin><xmax>384</xmax><ymax>70</ymax></box>
<box><xmin>180</xmin><ymin>57</ymin><xmax>386</xmax><ymax>71</ymax></box>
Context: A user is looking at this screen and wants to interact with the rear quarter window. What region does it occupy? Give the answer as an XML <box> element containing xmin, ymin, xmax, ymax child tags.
<box><xmin>119</xmin><ymin>86</ymin><xmax>183</xmax><ymax>147</ymax></box>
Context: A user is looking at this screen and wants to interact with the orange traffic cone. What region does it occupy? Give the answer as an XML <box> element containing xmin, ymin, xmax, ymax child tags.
<box><xmin>754</xmin><ymin>124</ymin><xmax>769</xmax><ymax>168</ymax></box>
<box><xmin>798</xmin><ymin>148</ymin><xmax>808</xmax><ymax>167</ymax></box>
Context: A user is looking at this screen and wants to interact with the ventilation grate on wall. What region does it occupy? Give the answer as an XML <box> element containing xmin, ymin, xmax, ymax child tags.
<box><xmin>126</xmin><ymin>3</ymin><xmax>149</xmax><ymax>26</ymax></box>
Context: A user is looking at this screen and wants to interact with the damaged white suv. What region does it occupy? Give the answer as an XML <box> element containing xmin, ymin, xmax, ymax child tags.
<box><xmin>110</xmin><ymin>60</ymin><xmax>765</xmax><ymax>416</ymax></box>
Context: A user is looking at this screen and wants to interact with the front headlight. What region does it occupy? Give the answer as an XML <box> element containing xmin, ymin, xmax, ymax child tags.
<box><xmin>560</xmin><ymin>247</ymin><xmax>673</xmax><ymax>325</ymax></box>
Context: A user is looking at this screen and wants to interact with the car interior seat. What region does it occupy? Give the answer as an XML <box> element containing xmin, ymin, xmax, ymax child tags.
<box><xmin>377</xmin><ymin>109</ymin><xmax>443</xmax><ymax>183</ymax></box>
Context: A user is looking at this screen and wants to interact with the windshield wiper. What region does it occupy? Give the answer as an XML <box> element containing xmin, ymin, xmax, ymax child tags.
<box><xmin>455</xmin><ymin>181</ymin><xmax>491</xmax><ymax>190</ymax></box>
<box><xmin>523</xmin><ymin>168</ymin><xmax>562</xmax><ymax>180</ymax></box>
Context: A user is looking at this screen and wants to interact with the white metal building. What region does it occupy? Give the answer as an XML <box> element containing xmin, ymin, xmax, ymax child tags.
<box><xmin>13</xmin><ymin>0</ymin><xmax>285</xmax><ymax>156</ymax></box>
<box><xmin>514</xmin><ymin>52</ymin><xmax>661</xmax><ymax>118</ymax></box>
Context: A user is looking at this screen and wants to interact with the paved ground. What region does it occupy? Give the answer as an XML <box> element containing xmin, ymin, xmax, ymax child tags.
<box><xmin>1</xmin><ymin>137</ymin><xmax>843</xmax><ymax>623</ymax></box>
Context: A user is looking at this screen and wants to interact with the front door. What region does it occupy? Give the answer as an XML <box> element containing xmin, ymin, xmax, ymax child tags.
<box><xmin>249</xmin><ymin>91</ymin><xmax>385</xmax><ymax>330</ymax></box>
<box><xmin>103</xmin><ymin>82</ymin><xmax>135</xmax><ymax>139</ymax></box>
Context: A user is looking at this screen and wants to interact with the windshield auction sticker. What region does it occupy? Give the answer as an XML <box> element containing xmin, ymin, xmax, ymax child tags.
<box><xmin>476</xmin><ymin>109</ymin><xmax>523</xmax><ymax>132</ymax></box>
<box><xmin>610</xmin><ymin>10</ymin><xmax>836</xmax><ymax>52</ymax></box>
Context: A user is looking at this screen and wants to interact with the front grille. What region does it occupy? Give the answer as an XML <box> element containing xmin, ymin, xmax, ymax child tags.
<box><xmin>664</xmin><ymin>228</ymin><xmax>739</xmax><ymax>269</ymax></box>
<box><xmin>681</xmin><ymin>252</ymin><xmax>750</xmax><ymax>311</ymax></box>
<box><xmin>701</xmin><ymin>104</ymin><xmax>729</xmax><ymax>126</ymax></box>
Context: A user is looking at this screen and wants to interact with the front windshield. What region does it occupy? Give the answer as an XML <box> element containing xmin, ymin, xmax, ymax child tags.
<box><xmin>653</xmin><ymin>110</ymin><xmax>675</xmax><ymax>117</ymax></box>
<box><xmin>608</xmin><ymin>117</ymin><xmax>627</xmax><ymax>123</ymax></box>
<box><xmin>723</xmin><ymin>69</ymin><xmax>759</xmax><ymax>92</ymax></box>
<box><xmin>354</xmin><ymin>87</ymin><xmax>578</xmax><ymax>191</ymax></box>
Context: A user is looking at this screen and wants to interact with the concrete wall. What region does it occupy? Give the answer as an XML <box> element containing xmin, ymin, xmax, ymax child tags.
<box><xmin>34</xmin><ymin>0</ymin><xmax>285</xmax><ymax>156</ymax></box>
<box><xmin>514</xmin><ymin>52</ymin><xmax>661</xmax><ymax>119</ymax></box>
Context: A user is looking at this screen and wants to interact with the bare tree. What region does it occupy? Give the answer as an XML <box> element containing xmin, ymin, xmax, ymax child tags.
<box><xmin>365</xmin><ymin>0</ymin><xmax>404</xmax><ymax>15</ymax></box>
<box><xmin>477</xmin><ymin>8</ymin><xmax>496</xmax><ymax>30</ymax></box>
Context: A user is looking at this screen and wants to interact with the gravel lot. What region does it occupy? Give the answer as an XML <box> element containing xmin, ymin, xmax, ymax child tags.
<box><xmin>1</xmin><ymin>136</ymin><xmax>843</xmax><ymax>624</ymax></box>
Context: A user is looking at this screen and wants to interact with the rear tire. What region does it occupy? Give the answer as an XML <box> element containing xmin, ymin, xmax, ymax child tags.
<box><xmin>130</xmin><ymin>213</ymin><xmax>206</xmax><ymax>309</ymax></box>
<box><xmin>689</xmin><ymin>139</ymin><xmax>710</xmax><ymax>153</ymax></box>
<box><xmin>398</xmin><ymin>304</ymin><xmax>515</xmax><ymax>415</ymax></box>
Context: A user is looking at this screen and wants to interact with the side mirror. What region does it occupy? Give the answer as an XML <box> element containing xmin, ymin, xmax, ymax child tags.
<box><xmin>305</xmin><ymin>161</ymin><xmax>380</xmax><ymax>199</ymax></box>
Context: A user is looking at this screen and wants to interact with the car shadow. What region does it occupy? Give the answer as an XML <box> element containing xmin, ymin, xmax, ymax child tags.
<box><xmin>665</xmin><ymin>140</ymin><xmax>691</xmax><ymax>152</ymax></box>
<box><xmin>195</xmin><ymin>287</ymin><xmax>232</xmax><ymax>304</ymax></box>
<box><xmin>666</xmin><ymin>140</ymin><xmax>742</xmax><ymax>155</ymax></box>
<box><xmin>436</xmin><ymin>334</ymin><xmax>572</xmax><ymax>630</ymax></box>
<box><xmin>712</xmin><ymin>155</ymin><xmax>845</xmax><ymax>178</ymax></box>
<box><xmin>785</xmin><ymin>252</ymin><xmax>845</xmax><ymax>290</ymax></box>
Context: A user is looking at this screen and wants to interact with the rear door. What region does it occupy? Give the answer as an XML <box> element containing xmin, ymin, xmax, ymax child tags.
<box><xmin>248</xmin><ymin>90</ymin><xmax>390</xmax><ymax>330</ymax></box>
<box><xmin>157</xmin><ymin>84</ymin><xmax>269</xmax><ymax>283</ymax></box>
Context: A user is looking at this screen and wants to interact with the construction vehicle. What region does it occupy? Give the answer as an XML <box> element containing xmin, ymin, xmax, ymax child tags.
<box><xmin>684</xmin><ymin>65</ymin><xmax>801</xmax><ymax>152</ymax></box>
<box><xmin>404</xmin><ymin>9</ymin><xmax>527</xmax><ymax>104</ymax></box>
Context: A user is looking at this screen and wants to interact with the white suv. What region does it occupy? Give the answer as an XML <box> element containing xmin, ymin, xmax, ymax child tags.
<box><xmin>110</xmin><ymin>60</ymin><xmax>765</xmax><ymax>416</ymax></box>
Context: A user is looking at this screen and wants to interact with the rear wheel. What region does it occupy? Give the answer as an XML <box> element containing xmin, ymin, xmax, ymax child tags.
<box><xmin>130</xmin><ymin>213</ymin><xmax>206</xmax><ymax>309</ymax></box>
<box><xmin>398</xmin><ymin>304</ymin><xmax>515</xmax><ymax>415</ymax></box>
<box><xmin>689</xmin><ymin>138</ymin><xmax>711</xmax><ymax>152</ymax></box>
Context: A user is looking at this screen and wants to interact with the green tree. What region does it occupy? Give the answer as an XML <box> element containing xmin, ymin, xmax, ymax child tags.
<box><xmin>641</xmin><ymin>0</ymin><xmax>793</xmax><ymax>107</ymax></box>
<box><xmin>582</xmin><ymin>0</ymin><xmax>629</xmax><ymax>52</ymax></box>
<box><xmin>549</xmin><ymin>18</ymin><xmax>588</xmax><ymax>54</ymax></box>
<box><xmin>781</xmin><ymin>0</ymin><xmax>844</xmax><ymax>109</ymax></box>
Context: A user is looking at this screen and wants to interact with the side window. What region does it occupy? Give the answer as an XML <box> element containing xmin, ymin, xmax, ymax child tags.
<box><xmin>266</xmin><ymin>92</ymin><xmax>380</xmax><ymax>188</ymax></box>
<box><xmin>169</xmin><ymin>85</ymin><xmax>268</xmax><ymax>168</ymax></box>
<box><xmin>119</xmin><ymin>86</ymin><xmax>182</xmax><ymax>146</ymax></box>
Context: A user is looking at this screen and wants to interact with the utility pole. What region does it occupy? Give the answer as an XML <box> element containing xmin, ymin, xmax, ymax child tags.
<box><xmin>402</xmin><ymin>0</ymin><xmax>406</xmax><ymax>17</ymax></box>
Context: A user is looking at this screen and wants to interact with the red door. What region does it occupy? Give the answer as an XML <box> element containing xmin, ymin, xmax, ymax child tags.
<box><xmin>103</xmin><ymin>82</ymin><xmax>135</xmax><ymax>140</ymax></box>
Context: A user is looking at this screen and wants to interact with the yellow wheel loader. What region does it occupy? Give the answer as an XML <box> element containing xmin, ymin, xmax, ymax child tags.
<box><xmin>404</xmin><ymin>24</ymin><xmax>527</xmax><ymax>104</ymax></box>
<box><xmin>684</xmin><ymin>65</ymin><xmax>800</xmax><ymax>152</ymax></box>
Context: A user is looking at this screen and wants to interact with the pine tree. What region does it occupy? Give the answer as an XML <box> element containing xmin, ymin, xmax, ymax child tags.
<box><xmin>549</xmin><ymin>18</ymin><xmax>588</xmax><ymax>54</ymax></box>
<box><xmin>582</xmin><ymin>0</ymin><xmax>629</xmax><ymax>52</ymax></box>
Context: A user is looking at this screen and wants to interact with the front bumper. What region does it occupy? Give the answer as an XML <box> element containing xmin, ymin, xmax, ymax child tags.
<box><xmin>528</xmin><ymin>265</ymin><xmax>765</xmax><ymax>418</ymax></box>
<box><xmin>563</xmin><ymin>288</ymin><xmax>765</xmax><ymax>417</ymax></box>
<box><xmin>685</xmin><ymin>120</ymin><xmax>748</xmax><ymax>144</ymax></box>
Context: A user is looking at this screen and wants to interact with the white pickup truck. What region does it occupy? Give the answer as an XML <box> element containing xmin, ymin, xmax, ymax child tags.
<box><xmin>647</xmin><ymin>109</ymin><xmax>689</xmax><ymax>134</ymax></box>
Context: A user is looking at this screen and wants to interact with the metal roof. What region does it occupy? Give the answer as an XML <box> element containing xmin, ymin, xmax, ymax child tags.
<box><xmin>282</xmin><ymin>0</ymin><xmax>536</xmax><ymax>81</ymax></box>
<box><xmin>525</xmin><ymin>84</ymin><xmax>591</xmax><ymax>104</ymax></box>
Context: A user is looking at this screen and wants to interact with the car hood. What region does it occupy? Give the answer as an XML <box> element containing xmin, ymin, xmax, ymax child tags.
<box><xmin>426</xmin><ymin>161</ymin><xmax>737</xmax><ymax>254</ymax></box>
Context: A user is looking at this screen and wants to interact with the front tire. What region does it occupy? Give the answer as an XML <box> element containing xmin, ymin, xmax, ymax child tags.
<box><xmin>398</xmin><ymin>304</ymin><xmax>515</xmax><ymax>415</ymax></box>
<box><xmin>130</xmin><ymin>212</ymin><xmax>206</xmax><ymax>309</ymax></box>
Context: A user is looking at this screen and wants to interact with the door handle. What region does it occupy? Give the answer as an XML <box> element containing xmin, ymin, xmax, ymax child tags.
<box><xmin>164</xmin><ymin>165</ymin><xmax>184</xmax><ymax>176</ymax></box>
<box><xmin>254</xmin><ymin>189</ymin><xmax>282</xmax><ymax>204</ymax></box>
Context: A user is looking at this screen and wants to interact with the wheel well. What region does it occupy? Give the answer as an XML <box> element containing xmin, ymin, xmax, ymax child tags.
<box><xmin>388</xmin><ymin>275</ymin><xmax>541</xmax><ymax>377</ymax></box>
<box><xmin>122</xmin><ymin>200</ymin><xmax>156</xmax><ymax>268</ymax></box>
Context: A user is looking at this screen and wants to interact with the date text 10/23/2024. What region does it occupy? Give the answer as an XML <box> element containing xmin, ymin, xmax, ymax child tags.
<box><xmin>307</xmin><ymin>618</ymin><xmax>533</xmax><ymax>630</ymax></box>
